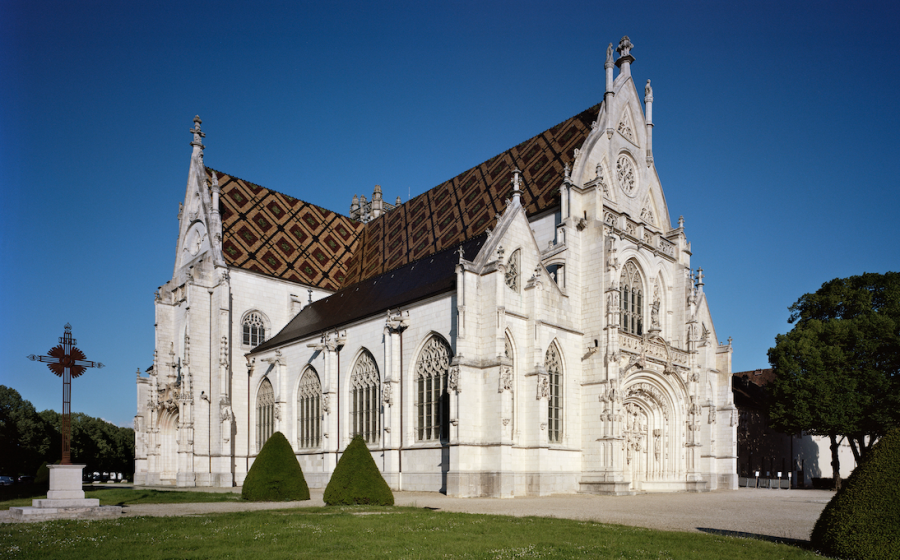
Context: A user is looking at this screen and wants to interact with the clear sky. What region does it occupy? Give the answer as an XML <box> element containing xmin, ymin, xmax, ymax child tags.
<box><xmin>1</xmin><ymin>1</ymin><xmax>897</xmax><ymax>427</ymax></box>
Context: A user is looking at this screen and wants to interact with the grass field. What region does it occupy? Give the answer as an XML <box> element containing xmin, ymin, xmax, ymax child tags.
<box><xmin>0</xmin><ymin>507</ymin><xmax>823</xmax><ymax>560</ymax></box>
<box><xmin>0</xmin><ymin>487</ymin><xmax>242</xmax><ymax>509</ymax></box>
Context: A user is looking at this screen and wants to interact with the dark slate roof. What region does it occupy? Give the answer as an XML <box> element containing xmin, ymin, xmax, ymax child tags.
<box><xmin>212</xmin><ymin>169</ymin><xmax>364</xmax><ymax>291</ymax></box>
<box><xmin>341</xmin><ymin>103</ymin><xmax>601</xmax><ymax>286</ymax></box>
<box><xmin>733</xmin><ymin>369</ymin><xmax>775</xmax><ymax>387</ymax></box>
<box><xmin>250</xmin><ymin>235</ymin><xmax>487</xmax><ymax>354</ymax></box>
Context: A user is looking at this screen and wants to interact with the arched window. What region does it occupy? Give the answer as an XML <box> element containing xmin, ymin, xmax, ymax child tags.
<box><xmin>242</xmin><ymin>312</ymin><xmax>266</xmax><ymax>347</ymax></box>
<box><xmin>505</xmin><ymin>249</ymin><xmax>520</xmax><ymax>292</ymax></box>
<box><xmin>416</xmin><ymin>336</ymin><xmax>452</xmax><ymax>442</ymax></box>
<box><xmin>546</xmin><ymin>344</ymin><xmax>563</xmax><ymax>443</ymax></box>
<box><xmin>620</xmin><ymin>261</ymin><xmax>643</xmax><ymax>335</ymax></box>
<box><xmin>505</xmin><ymin>334</ymin><xmax>515</xmax><ymax>435</ymax></box>
<box><xmin>256</xmin><ymin>378</ymin><xmax>275</xmax><ymax>452</ymax></box>
<box><xmin>350</xmin><ymin>351</ymin><xmax>379</xmax><ymax>444</ymax></box>
<box><xmin>297</xmin><ymin>367</ymin><xmax>321</xmax><ymax>449</ymax></box>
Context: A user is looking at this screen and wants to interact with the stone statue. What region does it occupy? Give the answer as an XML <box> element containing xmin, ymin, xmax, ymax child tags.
<box><xmin>645</xmin><ymin>80</ymin><xmax>653</xmax><ymax>103</ymax></box>
<box><xmin>605</xmin><ymin>43</ymin><xmax>614</xmax><ymax>67</ymax></box>
<box><xmin>651</xmin><ymin>299</ymin><xmax>660</xmax><ymax>328</ymax></box>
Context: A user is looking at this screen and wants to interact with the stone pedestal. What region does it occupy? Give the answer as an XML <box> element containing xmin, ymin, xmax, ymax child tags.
<box><xmin>8</xmin><ymin>464</ymin><xmax>122</xmax><ymax>522</ymax></box>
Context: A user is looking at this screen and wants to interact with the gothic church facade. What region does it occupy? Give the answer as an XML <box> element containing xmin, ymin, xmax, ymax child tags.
<box><xmin>135</xmin><ymin>38</ymin><xmax>738</xmax><ymax>496</ymax></box>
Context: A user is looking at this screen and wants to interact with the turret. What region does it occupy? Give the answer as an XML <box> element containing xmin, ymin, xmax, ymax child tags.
<box><xmin>372</xmin><ymin>185</ymin><xmax>383</xmax><ymax>219</ymax></box>
<box><xmin>350</xmin><ymin>194</ymin><xmax>360</xmax><ymax>219</ymax></box>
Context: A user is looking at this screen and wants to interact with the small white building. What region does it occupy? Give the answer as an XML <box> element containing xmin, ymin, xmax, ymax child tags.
<box><xmin>135</xmin><ymin>37</ymin><xmax>738</xmax><ymax>496</ymax></box>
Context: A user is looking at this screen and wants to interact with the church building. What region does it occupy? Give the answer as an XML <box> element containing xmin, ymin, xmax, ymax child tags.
<box><xmin>134</xmin><ymin>37</ymin><xmax>738</xmax><ymax>496</ymax></box>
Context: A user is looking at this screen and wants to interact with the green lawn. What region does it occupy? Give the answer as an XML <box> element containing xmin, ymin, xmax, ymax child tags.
<box><xmin>0</xmin><ymin>487</ymin><xmax>242</xmax><ymax>509</ymax></box>
<box><xmin>0</xmin><ymin>508</ymin><xmax>822</xmax><ymax>560</ymax></box>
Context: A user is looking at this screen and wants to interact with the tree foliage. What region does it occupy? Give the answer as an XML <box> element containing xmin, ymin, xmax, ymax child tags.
<box><xmin>0</xmin><ymin>385</ymin><xmax>134</xmax><ymax>477</ymax></box>
<box><xmin>767</xmin><ymin>272</ymin><xmax>900</xmax><ymax>488</ymax></box>
<box><xmin>241</xmin><ymin>431</ymin><xmax>310</xmax><ymax>501</ymax></box>
<box><xmin>323</xmin><ymin>434</ymin><xmax>394</xmax><ymax>506</ymax></box>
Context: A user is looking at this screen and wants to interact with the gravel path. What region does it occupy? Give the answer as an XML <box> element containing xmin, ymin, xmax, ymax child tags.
<box><xmin>3</xmin><ymin>487</ymin><xmax>832</xmax><ymax>541</ymax></box>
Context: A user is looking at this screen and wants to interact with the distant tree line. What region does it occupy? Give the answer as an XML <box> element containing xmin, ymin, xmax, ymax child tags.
<box><xmin>0</xmin><ymin>385</ymin><xmax>134</xmax><ymax>477</ymax></box>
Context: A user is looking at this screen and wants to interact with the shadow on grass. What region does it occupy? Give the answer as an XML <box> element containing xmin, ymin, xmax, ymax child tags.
<box><xmin>697</xmin><ymin>527</ymin><xmax>811</xmax><ymax>549</ymax></box>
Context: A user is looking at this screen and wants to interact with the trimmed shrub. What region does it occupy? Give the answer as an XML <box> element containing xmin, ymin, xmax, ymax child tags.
<box><xmin>323</xmin><ymin>435</ymin><xmax>394</xmax><ymax>505</ymax></box>
<box><xmin>241</xmin><ymin>432</ymin><xmax>310</xmax><ymax>501</ymax></box>
<box><xmin>811</xmin><ymin>428</ymin><xmax>900</xmax><ymax>560</ymax></box>
<box><xmin>34</xmin><ymin>462</ymin><xmax>50</xmax><ymax>486</ymax></box>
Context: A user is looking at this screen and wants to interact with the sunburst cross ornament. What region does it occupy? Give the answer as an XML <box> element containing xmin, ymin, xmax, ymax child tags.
<box><xmin>27</xmin><ymin>324</ymin><xmax>104</xmax><ymax>464</ymax></box>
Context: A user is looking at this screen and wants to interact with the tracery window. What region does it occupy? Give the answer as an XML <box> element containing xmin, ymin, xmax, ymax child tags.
<box><xmin>297</xmin><ymin>367</ymin><xmax>321</xmax><ymax>449</ymax></box>
<box><xmin>350</xmin><ymin>350</ymin><xmax>379</xmax><ymax>444</ymax></box>
<box><xmin>416</xmin><ymin>336</ymin><xmax>452</xmax><ymax>442</ymax></box>
<box><xmin>546</xmin><ymin>344</ymin><xmax>563</xmax><ymax>443</ymax></box>
<box><xmin>242</xmin><ymin>312</ymin><xmax>266</xmax><ymax>347</ymax></box>
<box><xmin>620</xmin><ymin>260</ymin><xmax>643</xmax><ymax>335</ymax></box>
<box><xmin>256</xmin><ymin>378</ymin><xmax>275</xmax><ymax>452</ymax></box>
<box><xmin>505</xmin><ymin>249</ymin><xmax>520</xmax><ymax>292</ymax></box>
<box><xmin>616</xmin><ymin>155</ymin><xmax>637</xmax><ymax>196</ymax></box>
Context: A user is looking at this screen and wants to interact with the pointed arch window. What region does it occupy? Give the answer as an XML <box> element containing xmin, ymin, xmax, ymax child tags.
<box><xmin>242</xmin><ymin>312</ymin><xmax>266</xmax><ymax>347</ymax></box>
<box><xmin>620</xmin><ymin>261</ymin><xmax>644</xmax><ymax>335</ymax></box>
<box><xmin>505</xmin><ymin>249</ymin><xmax>520</xmax><ymax>292</ymax></box>
<box><xmin>297</xmin><ymin>367</ymin><xmax>321</xmax><ymax>449</ymax></box>
<box><xmin>416</xmin><ymin>336</ymin><xmax>452</xmax><ymax>442</ymax></box>
<box><xmin>256</xmin><ymin>378</ymin><xmax>275</xmax><ymax>452</ymax></box>
<box><xmin>350</xmin><ymin>351</ymin><xmax>379</xmax><ymax>444</ymax></box>
<box><xmin>546</xmin><ymin>344</ymin><xmax>563</xmax><ymax>443</ymax></box>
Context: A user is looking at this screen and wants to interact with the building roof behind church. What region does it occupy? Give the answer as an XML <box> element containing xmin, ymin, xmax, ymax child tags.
<box><xmin>210</xmin><ymin>101</ymin><xmax>600</xmax><ymax>291</ymax></box>
<box><xmin>212</xmin><ymin>169</ymin><xmax>365</xmax><ymax>291</ymax></box>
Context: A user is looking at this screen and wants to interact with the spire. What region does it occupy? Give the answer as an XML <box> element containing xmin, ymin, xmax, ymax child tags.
<box><xmin>615</xmin><ymin>36</ymin><xmax>635</xmax><ymax>77</ymax></box>
<box><xmin>644</xmin><ymin>79</ymin><xmax>654</xmax><ymax>167</ymax></box>
<box><xmin>190</xmin><ymin>115</ymin><xmax>206</xmax><ymax>151</ymax></box>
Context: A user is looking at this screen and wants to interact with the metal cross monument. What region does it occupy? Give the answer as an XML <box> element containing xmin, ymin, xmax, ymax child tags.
<box><xmin>27</xmin><ymin>324</ymin><xmax>104</xmax><ymax>464</ymax></box>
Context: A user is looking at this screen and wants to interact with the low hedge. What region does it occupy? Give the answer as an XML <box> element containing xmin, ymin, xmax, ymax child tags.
<box><xmin>241</xmin><ymin>432</ymin><xmax>310</xmax><ymax>501</ymax></box>
<box><xmin>810</xmin><ymin>428</ymin><xmax>900</xmax><ymax>560</ymax></box>
<box><xmin>323</xmin><ymin>435</ymin><xmax>393</xmax><ymax>506</ymax></box>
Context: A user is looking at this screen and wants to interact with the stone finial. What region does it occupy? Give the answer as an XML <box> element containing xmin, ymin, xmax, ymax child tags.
<box><xmin>697</xmin><ymin>267</ymin><xmax>704</xmax><ymax>288</ymax></box>
<box><xmin>396</xmin><ymin>196</ymin><xmax>402</xmax><ymax>206</ymax></box>
<box><xmin>307</xmin><ymin>288</ymin><xmax>313</xmax><ymax>304</ymax></box>
<box><xmin>678</xmin><ymin>215</ymin><xmax>684</xmax><ymax>228</ymax></box>
<box><xmin>456</xmin><ymin>245</ymin><xmax>466</xmax><ymax>262</ymax></box>
<box><xmin>373</xmin><ymin>184</ymin><xmax>382</xmax><ymax>200</ymax></box>
<box><xmin>605</xmin><ymin>43</ymin><xmax>615</xmax><ymax>69</ymax></box>
<box><xmin>190</xmin><ymin>115</ymin><xmax>206</xmax><ymax>150</ymax></box>
<box><xmin>616</xmin><ymin>36</ymin><xmax>633</xmax><ymax>57</ymax></box>
<box><xmin>511</xmin><ymin>169</ymin><xmax>523</xmax><ymax>203</ymax></box>
<box><xmin>644</xmin><ymin>80</ymin><xmax>653</xmax><ymax>104</ymax></box>
<box><xmin>564</xmin><ymin>163</ymin><xmax>571</xmax><ymax>180</ymax></box>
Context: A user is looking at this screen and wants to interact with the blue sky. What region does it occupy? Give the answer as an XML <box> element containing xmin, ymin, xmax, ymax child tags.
<box><xmin>1</xmin><ymin>1</ymin><xmax>897</xmax><ymax>427</ymax></box>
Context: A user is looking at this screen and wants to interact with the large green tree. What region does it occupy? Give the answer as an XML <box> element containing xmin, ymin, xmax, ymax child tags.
<box><xmin>0</xmin><ymin>386</ymin><xmax>53</xmax><ymax>475</ymax></box>
<box><xmin>767</xmin><ymin>272</ymin><xmax>900</xmax><ymax>489</ymax></box>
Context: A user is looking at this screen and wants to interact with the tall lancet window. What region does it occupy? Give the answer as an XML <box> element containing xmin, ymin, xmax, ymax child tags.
<box><xmin>243</xmin><ymin>312</ymin><xmax>266</xmax><ymax>347</ymax></box>
<box><xmin>350</xmin><ymin>351</ymin><xmax>379</xmax><ymax>444</ymax></box>
<box><xmin>620</xmin><ymin>261</ymin><xmax>644</xmax><ymax>335</ymax></box>
<box><xmin>546</xmin><ymin>344</ymin><xmax>563</xmax><ymax>443</ymax></box>
<box><xmin>416</xmin><ymin>336</ymin><xmax>452</xmax><ymax>442</ymax></box>
<box><xmin>256</xmin><ymin>378</ymin><xmax>275</xmax><ymax>451</ymax></box>
<box><xmin>297</xmin><ymin>367</ymin><xmax>321</xmax><ymax>449</ymax></box>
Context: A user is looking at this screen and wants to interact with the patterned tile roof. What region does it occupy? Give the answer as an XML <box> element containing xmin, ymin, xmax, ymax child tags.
<box><xmin>212</xmin><ymin>169</ymin><xmax>364</xmax><ymax>291</ymax></box>
<box><xmin>211</xmin><ymin>101</ymin><xmax>600</xmax><ymax>291</ymax></box>
<box><xmin>342</xmin><ymin>103</ymin><xmax>601</xmax><ymax>286</ymax></box>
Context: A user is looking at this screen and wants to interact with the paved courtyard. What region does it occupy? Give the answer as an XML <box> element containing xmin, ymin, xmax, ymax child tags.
<box><xmin>100</xmin><ymin>487</ymin><xmax>831</xmax><ymax>542</ymax></box>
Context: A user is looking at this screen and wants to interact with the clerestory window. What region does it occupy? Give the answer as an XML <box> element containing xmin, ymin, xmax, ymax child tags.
<box><xmin>242</xmin><ymin>312</ymin><xmax>266</xmax><ymax>347</ymax></box>
<box><xmin>546</xmin><ymin>344</ymin><xmax>563</xmax><ymax>443</ymax></box>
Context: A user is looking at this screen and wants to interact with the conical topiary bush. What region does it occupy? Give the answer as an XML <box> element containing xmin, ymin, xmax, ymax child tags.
<box><xmin>241</xmin><ymin>431</ymin><xmax>310</xmax><ymax>501</ymax></box>
<box><xmin>810</xmin><ymin>428</ymin><xmax>900</xmax><ymax>560</ymax></box>
<box><xmin>323</xmin><ymin>434</ymin><xmax>394</xmax><ymax>505</ymax></box>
